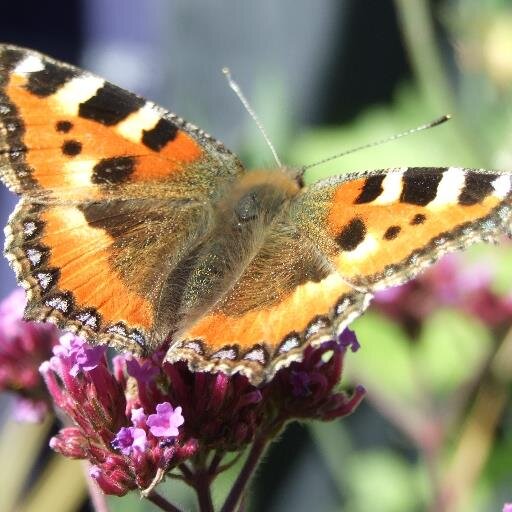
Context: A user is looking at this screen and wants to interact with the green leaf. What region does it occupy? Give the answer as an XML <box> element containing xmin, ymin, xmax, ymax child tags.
<box><xmin>344</xmin><ymin>450</ymin><xmax>423</xmax><ymax>512</ymax></box>
<box><xmin>415</xmin><ymin>309</ymin><xmax>492</xmax><ymax>396</ymax></box>
<box><xmin>347</xmin><ymin>313</ymin><xmax>420</xmax><ymax>404</ymax></box>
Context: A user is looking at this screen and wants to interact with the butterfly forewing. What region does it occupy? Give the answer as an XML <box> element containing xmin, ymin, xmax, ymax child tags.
<box><xmin>292</xmin><ymin>166</ymin><xmax>512</xmax><ymax>290</ymax></box>
<box><xmin>0</xmin><ymin>45</ymin><xmax>239</xmax><ymax>353</ymax></box>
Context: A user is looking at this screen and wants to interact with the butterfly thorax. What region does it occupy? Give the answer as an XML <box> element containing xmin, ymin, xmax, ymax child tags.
<box><xmin>162</xmin><ymin>169</ymin><xmax>303</xmax><ymax>335</ymax></box>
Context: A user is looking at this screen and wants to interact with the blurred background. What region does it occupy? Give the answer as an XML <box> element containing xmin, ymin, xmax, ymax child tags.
<box><xmin>2</xmin><ymin>0</ymin><xmax>512</xmax><ymax>511</ymax></box>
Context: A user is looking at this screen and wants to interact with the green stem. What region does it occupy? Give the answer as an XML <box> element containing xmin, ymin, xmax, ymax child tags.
<box><xmin>220</xmin><ymin>437</ymin><xmax>268</xmax><ymax>512</ymax></box>
<box><xmin>395</xmin><ymin>0</ymin><xmax>454</xmax><ymax>111</ymax></box>
<box><xmin>195</xmin><ymin>471</ymin><xmax>214</xmax><ymax>512</ymax></box>
<box><xmin>394</xmin><ymin>0</ymin><xmax>483</xmax><ymax>163</ymax></box>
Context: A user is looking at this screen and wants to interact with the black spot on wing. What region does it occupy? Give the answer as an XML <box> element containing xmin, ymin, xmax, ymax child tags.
<box><xmin>383</xmin><ymin>225</ymin><xmax>401</xmax><ymax>240</ymax></box>
<box><xmin>62</xmin><ymin>140</ymin><xmax>82</xmax><ymax>156</ymax></box>
<box><xmin>24</xmin><ymin>61</ymin><xmax>76</xmax><ymax>97</ymax></box>
<box><xmin>458</xmin><ymin>173</ymin><xmax>498</xmax><ymax>206</ymax></box>
<box><xmin>79</xmin><ymin>83</ymin><xmax>145</xmax><ymax>126</ymax></box>
<box><xmin>142</xmin><ymin>118</ymin><xmax>178</xmax><ymax>151</ymax></box>
<box><xmin>355</xmin><ymin>175</ymin><xmax>385</xmax><ymax>204</ymax></box>
<box><xmin>336</xmin><ymin>217</ymin><xmax>367</xmax><ymax>251</ymax></box>
<box><xmin>410</xmin><ymin>213</ymin><xmax>426</xmax><ymax>225</ymax></box>
<box><xmin>400</xmin><ymin>168</ymin><xmax>443</xmax><ymax>206</ymax></box>
<box><xmin>56</xmin><ymin>120</ymin><xmax>73</xmax><ymax>133</ymax></box>
<box><xmin>91</xmin><ymin>156</ymin><xmax>135</xmax><ymax>185</ymax></box>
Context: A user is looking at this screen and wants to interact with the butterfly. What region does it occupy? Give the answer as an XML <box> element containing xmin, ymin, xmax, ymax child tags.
<box><xmin>0</xmin><ymin>45</ymin><xmax>510</xmax><ymax>386</ymax></box>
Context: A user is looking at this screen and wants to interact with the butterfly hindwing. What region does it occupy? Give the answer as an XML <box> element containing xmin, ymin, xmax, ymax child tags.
<box><xmin>5</xmin><ymin>196</ymin><xmax>213</xmax><ymax>353</ymax></box>
<box><xmin>170</xmin><ymin>213</ymin><xmax>372</xmax><ymax>384</ymax></box>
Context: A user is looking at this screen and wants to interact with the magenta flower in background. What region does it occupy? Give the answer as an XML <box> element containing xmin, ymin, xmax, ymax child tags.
<box><xmin>374</xmin><ymin>253</ymin><xmax>512</xmax><ymax>333</ymax></box>
<box><xmin>0</xmin><ymin>288</ymin><xmax>60</xmax><ymax>422</ymax></box>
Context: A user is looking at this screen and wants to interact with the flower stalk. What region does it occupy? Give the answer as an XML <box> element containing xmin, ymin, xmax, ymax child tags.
<box><xmin>220</xmin><ymin>436</ymin><xmax>268</xmax><ymax>512</ymax></box>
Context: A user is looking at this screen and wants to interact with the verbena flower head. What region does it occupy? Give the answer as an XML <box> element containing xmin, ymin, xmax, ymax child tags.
<box><xmin>0</xmin><ymin>288</ymin><xmax>59</xmax><ymax>422</ymax></box>
<box><xmin>374</xmin><ymin>253</ymin><xmax>512</xmax><ymax>332</ymax></box>
<box><xmin>42</xmin><ymin>328</ymin><xmax>364</xmax><ymax>496</ymax></box>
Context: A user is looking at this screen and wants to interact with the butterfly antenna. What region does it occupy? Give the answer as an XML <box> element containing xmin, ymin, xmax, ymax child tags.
<box><xmin>301</xmin><ymin>114</ymin><xmax>451</xmax><ymax>174</ymax></box>
<box><xmin>223</xmin><ymin>67</ymin><xmax>282</xmax><ymax>167</ymax></box>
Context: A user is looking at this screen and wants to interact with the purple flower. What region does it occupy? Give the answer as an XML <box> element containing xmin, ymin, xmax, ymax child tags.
<box><xmin>339</xmin><ymin>328</ymin><xmax>360</xmax><ymax>352</ymax></box>
<box><xmin>0</xmin><ymin>289</ymin><xmax>59</xmax><ymax>422</ymax></box>
<box><xmin>46</xmin><ymin>329</ymin><xmax>363</xmax><ymax>497</ymax></box>
<box><xmin>131</xmin><ymin>407</ymin><xmax>147</xmax><ymax>427</ymax></box>
<box><xmin>503</xmin><ymin>504</ymin><xmax>512</xmax><ymax>512</ymax></box>
<box><xmin>53</xmin><ymin>333</ymin><xmax>105</xmax><ymax>377</ymax></box>
<box><xmin>264</xmin><ymin>340</ymin><xmax>365</xmax><ymax>423</ymax></box>
<box><xmin>0</xmin><ymin>288</ymin><xmax>26</xmax><ymax>337</ymax></box>
<box><xmin>374</xmin><ymin>252</ymin><xmax>512</xmax><ymax>330</ymax></box>
<box><xmin>126</xmin><ymin>357</ymin><xmax>159</xmax><ymax>383</ymax></box>
<box><xmin>289</xmin><ymin>371</ymin><xmax>314</xmax><ymax>397</ymax></box>
<box><xmin>112</xmin><ymin>426</ymin><xmax>147</xmax><ymax>455</ymax></box>
<box><xmin>147</xmin><ymin>402</ymin><xmax>184</xmax><ymax>438</ymax></box>
<box><xmin>45</xmin><ymin>346</ymin><xmax>196</xmax><ymax>495</ymax></box>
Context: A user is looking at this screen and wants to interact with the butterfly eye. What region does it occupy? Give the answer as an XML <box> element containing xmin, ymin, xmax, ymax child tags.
<box><xmin>235</xmin><ymin>192</ymin><xmax>259</xmax><ymax>222</ymax></box>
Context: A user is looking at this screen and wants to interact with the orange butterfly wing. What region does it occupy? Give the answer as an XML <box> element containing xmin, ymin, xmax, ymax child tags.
<box><xmin>0</xmin><ymin>45</ymin><xmax>242</xmax><ymax>352</ymax></box>
<box><xmin>170</xmin><ymin>221</ymin><xmax>371</xmax><ymax>383</ymax></box>
<box><xmin>292</xmin><ymin>167</ymin><xmax>511</xmax><ymax>289</ymax></box>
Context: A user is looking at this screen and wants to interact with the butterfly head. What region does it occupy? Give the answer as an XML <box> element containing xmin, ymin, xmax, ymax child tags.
<box><xmin>225</xmin><ymin>169</ymin><xmax>302</xmax><ymax>226</ymax></box>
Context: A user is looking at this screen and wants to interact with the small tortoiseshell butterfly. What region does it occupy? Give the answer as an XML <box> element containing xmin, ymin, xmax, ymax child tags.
<box><xmin>1</xmin><ymin>45</ymin><xmax>511</xmax><ymax>385</ymax></box>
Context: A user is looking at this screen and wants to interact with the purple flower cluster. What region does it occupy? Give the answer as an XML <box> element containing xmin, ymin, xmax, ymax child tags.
<box><xmin>0</xmin><ymin>288</ymin><xmax>364</xmax><ymax>501</ymax></box>
<box><xmin>111</xmin><ymin>404</ymin><xmax>184</xmax><ymax>456</ymax></box>
<box><xmin>41</xmin><ymin>328</ymin><xmax>363</xmax><ymax>496</ymax></box>
<box><xmin>42</xmin><ymin>337</ymin><xmax>196</xmax><ymax>495</ymax></box>
<box><xmin>0</xmin><ymin>289</ymin><xmax>59</xmax><ymax>421</ymax></box>
<box><xmin>374</xmin><ymin>253</ymin><xmax>512</xmax><ymax>334</ymax></box>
